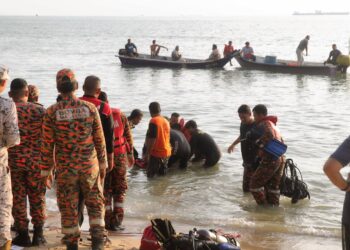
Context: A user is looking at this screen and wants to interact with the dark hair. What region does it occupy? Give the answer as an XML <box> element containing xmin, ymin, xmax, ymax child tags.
<box><xmin>171</xmin><ymin>112</ymin><xmax>180</xmax><ymax>118</ymax></box>
<box><xmin>253</xmin><ymin>104</ymin><xmax>268</xmax><ymax>116</ymax></box>
<box><xmin>184</xmin><ymin>120</ymin><xmax>197</xmax><ymax>129</ymax></box>
<box><xmin>237</xmin><ymin>104</ymin><xmax>251</xmax><ymax>114</ymax></box>
<box><xmin>149</xmin><ymin>102</ymin><xmax>161</xmax><ymax>115</ymax></box>
<box><xmin>57</xmin><ymin>76</ymin><xmax>76</xmax><ymax>94</ymax></box>
<box><xmin>84</xmin><ymin>75</ymin><xmax>100</xmax><ymax>93</ymax></box>
<box><xmin>98</xmin><ymin>91</ymin><xmax>108</xmax><ymax>102</ymax></box>
<box><xmin>245</xmin><ymin>41</ymin><xmax>250</xmax><ymax>45</ymax></box>
<box><xmin>129</xmin><ymin>109</ymin><xmax>143</xmax><ymax>119</ymax></box>
<box><xmin>56</xmin><ymin>94</ymin><xmax>63</xmax><ymax>102</ymax></box>
<box><xmin>10</xmin><ymin>78</ymin><xmax>27</xmax><ymax>91</ymax></box>
<box><xmin>212</xmin><ymin>44</ymin><xmax>217</xmax><ymax>49</ymax></box>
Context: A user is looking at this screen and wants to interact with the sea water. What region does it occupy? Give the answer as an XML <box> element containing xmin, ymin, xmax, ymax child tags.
<box><xmin>1</xmin><ymin>16</ymin><xmax>350</xmax><ymax>249</ymax></box>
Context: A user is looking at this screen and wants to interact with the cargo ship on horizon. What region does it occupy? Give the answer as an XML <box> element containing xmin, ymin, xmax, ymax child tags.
<box><xmin>293</xmin><ymin>10</ymin><xmax>349</xmax><ymax>15</ymax></box>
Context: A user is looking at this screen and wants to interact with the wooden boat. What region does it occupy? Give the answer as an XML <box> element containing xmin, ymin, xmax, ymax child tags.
<box><xmin>234</xmin><ymin>54</ymin><xmax>338</xmax><ymax>75</ymax></box>
<box><xmin>116</xmin><ymin>49</ymin><xmax>239</xmax><ymax>69</ymax></box>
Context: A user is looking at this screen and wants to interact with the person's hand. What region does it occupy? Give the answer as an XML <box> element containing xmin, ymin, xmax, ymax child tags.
<box><xmin>107</xmin><ymin>154</ymin><xmax>114</xmax><ymax>173</ymax></box>
<box><xmin>227</xmin><ymin>144</ymin><xmax>235</xmax><ymax>154</ymax></box>
<box><xmin>100</xmin><ymin>167</ymin><xmax>106</xmax><ymax>181</ymax></box>
<box><xmin>46</xmin><ymin>174</ymin><xmax>54</xmax><ymax>189</ymax></box>
<box><xmin>127</xmin><ymin>154</ymin><xmax>135</xmax><ymax>167</ymax></box>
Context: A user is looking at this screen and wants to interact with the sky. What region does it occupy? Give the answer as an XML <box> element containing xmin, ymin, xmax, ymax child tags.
<box><xmin>0</xmin><ymin>0</ymin><xmax>349</xmax><ymax>16</ymax></box>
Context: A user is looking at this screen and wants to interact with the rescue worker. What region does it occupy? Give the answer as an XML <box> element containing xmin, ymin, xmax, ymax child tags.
<box><xmin>184</xmin><ymin>120</ymin><xmax>221</xmax><ymax>167</ymax></box>
<box><xmin>39</xmin><ymin>69</ymin><xmax>107</xmax><ymax>250</ymax></box>
<box><xmin>103</xmin><ymin>92</ymin><xmax>134</xmax><ymax>231</ymax></box>
<box><xmin>0</xmin><ymin>66</ymin><xmax>20</xmax><ymax>250</ymax></box>
<box><xmin>8</xmin><ymin>79</ymin><xmax>47</xmax><ymax>246</ymax></box>
<box><xmin>168</xmin><ymin>129</ymin><xmax>191</xmax><ymax>169</ymax></box>
<box><xmin>27</xmin><ymin>84</ymin><xmax>42</xmax><ymax>105</ymax></box>
<box><xmin>227</xmin><ymin>104</ymin><xmax>258</xmax><ymax>192</ymax></box>
<box><xmin>249</xmin><ymin>104</ymin><xmax>285</xmax><ymax>206</ymax></box>
<box><xmin>143</xmin><ymin>102</ymin><xmax>171</xmax><ymax>178</ymax></box>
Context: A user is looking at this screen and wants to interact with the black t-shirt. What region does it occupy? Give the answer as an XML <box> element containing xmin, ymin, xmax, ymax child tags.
<box><xmin>329</xmin><ymin>49</ymin><xmax>341</xmax><ymax>63</ymax></box>
<box><xmin>240</xmin><ymin>122</ymin><xmax>258</xmax><ymax>165</ymax></box>
<box><xmin>170</xmin><ymin>129</ymin><xmax>191</xmax><ymax>158</ymax></box>
<box><xmin>147</xmin><ymin>123</ymin><xmax>157</xmax><ymax>139</ymax></box>
<box><xmin>190</xmin><ymin>131</ymin><xmax>220</xmax><ymax>159</ymax></box>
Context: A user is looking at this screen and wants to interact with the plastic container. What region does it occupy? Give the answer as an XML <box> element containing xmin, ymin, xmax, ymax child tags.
<box><xmin>264</xmin><ymin>139</ymin><xmax>287</xmax><ymax>159</ymax></box>
<box><xmin>264</xmin><ymin>55</ymin><xmax>277</xmax><ymax>64</ymax></box>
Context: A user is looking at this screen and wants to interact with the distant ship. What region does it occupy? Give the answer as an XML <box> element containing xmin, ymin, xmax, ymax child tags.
<box><xmin>293</xmin><ymin>10</ymin><xmax>349</xmax><ymax>16</ymax></box>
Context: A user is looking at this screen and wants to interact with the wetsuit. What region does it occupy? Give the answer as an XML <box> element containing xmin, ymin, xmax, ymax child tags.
<box><xmin>330</xmin><ymin>136</ymin><xmax>350</xmax><ymax>250</ymax></box>
<box><xmin>8</xmin><ymin>102</ymin><xmax>46</xmax><ymax>232</ymax></box>
<box><xmin>240</xmin><ymin>122</ymin><xmax>259</xmax><ymax>192</ymax></box>
<box><xmin>189</xmin><ymin>130</ymin><xmax>221</xmax><ymax>167</ymax></box>
<box><xmin>0</xmin><ymin>97</ymin><xmax>20</xmax><ymax>247</ymax></box>
<box><xmin>249</xmin><ymin>117</ymin><xmax>284</xmax><ymax>206</ymax></box>
<box><xmin>168</xmin><ymin>129</ymin><xmax>191</xmax><ymax>169</ymax></box>
<box><xmin>39</xmin><ymin>96</ymin><xmax>107</xmax><ymax>244</ymax></box>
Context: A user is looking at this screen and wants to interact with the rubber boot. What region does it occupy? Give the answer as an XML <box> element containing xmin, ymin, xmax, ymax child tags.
<box><xmin>32</xmin><ymin>226</ymin><xmax>47</xmax><ymax>246</ymax></box>
<box><xmin>66</xmin><ymin>243</ymin><xmax>78</xmax><ymax>250</ymax></box>
<box><xmin>0</xmin><ymin>240</ymin><xmax>11</xmax><ymax>250</ymax></box>
<box><xmin>12</xmin><ymin>229</ymin><xmax>32</xmax><ymax>247</ymax></box>
<box><xmin>91</xmin><ymin>238</ymin><xmax>104</xmax><ymax>250</ymax></box>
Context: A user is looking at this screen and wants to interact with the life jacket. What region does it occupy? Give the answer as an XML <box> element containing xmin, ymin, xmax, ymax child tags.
<box><xmin>224</xmin><ymin>45</ymin><xmax>234</xmax><ymax>55</ymax></box>
<box><xmin>112</xmin><ymin>108</ymin><xmax>127</xmax><ymax>155</ymax></box>
<box><xmin>150</xmin><ymin>116</ymin><xmax>171</xmax><ymax>158</ymax></box>
<box><xmin>140</xmin><ymin>225</ymin><xmax>161</xmax><ymax>250</ymax></box>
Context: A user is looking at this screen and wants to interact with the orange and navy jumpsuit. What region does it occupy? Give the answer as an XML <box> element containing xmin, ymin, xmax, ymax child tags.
<box><xmin>105</xmin><ymin>108</ymin><xmax>133</xmax><ymax>227</ymax></box>
<box><xmin>8</xmin><ymin>101</ymin><xmax>46</xmax><ymax>231</ymax></box>
<box><xmin>249</xmin><ymin>117</ymin><xmax>285</xmax><ymax>206</ymax></box>
<box><xmin>146</xmin><ymin>115</ymin><xmax>172</xmax><ymax>178</ymax></box>
<box><xmin>39</xmin><ymin>96</ymin><xmax>107</xmax><ymax>244</ymax></box>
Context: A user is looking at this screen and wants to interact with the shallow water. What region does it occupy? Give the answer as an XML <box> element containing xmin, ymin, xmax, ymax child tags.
<box><xmin>2</xmin><ymin>16</ymin><xmax>350</xmax><ymax>249</ymax></box>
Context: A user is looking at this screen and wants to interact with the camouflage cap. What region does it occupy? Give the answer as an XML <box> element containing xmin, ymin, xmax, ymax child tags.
<box><xmin>56</xmin><ymin>68</ymin><xmax>76</xmax><ymax>84</ymax></box>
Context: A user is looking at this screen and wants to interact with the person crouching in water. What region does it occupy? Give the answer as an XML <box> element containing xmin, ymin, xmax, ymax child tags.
<box><xmin>227</xmin><ymin>104</ymin><xmax>258</xmax><ymax>193</ymax></box>
<box><xmin>184</xmin><ymin>120</ymin><xmax>221</xmax><ymax>167</ymax></box>
<box><xmin>143</xmin><ymin>102</ymin><xmax>171</xmax><ymax>178</ymax></box>
<box><xmin>98</xmin><ymin>91</ymin><xmax>134</xmax><ymax>231</ymax></box>
<box><xmin>249</xmin><ymin>104</ymin><xmax>285</xmax><ymax>206</ymax></box>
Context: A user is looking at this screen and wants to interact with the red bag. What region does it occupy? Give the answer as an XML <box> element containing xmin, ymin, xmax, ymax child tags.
<box><xmin>139</xmin><ymin>225</ymin><xmax>161</xmax><ymax>250</ymax></box>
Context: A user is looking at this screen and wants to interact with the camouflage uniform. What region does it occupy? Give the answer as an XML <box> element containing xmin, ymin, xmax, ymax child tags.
<box><xmin>0</xmin><ymin>97</ymin><xmax>20</xmax><ymax>246</ymax></box>
<box><xmin>249</xmin><ymin>119</ymin><xmax>284</xmax><ymax>206</ymax></box>
<box><xmin>8</xmin><ymin>102</ymin><xmax>46</xmax><ymax>231</ymax></box>
<box><xmin>39</xmin><ymin>96</ymin><xmax>107</xmax><ymax>244</ymax></box>
<box><xmin>105</xmin><ymin>109</ymin><xmax>133</xmax><ymax>227</ymax></box>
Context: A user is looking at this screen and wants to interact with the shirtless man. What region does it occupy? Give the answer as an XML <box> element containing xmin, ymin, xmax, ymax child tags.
<box><xmin>150</xmin><ymin>40</ymin><xmax>168</xmax><ymax>57</ymax></box>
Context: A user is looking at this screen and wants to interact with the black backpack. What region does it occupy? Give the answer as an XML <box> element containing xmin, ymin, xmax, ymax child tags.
<box><xmin>280</xmin><ymin>159</ymin><xmax>310</xmax><ymax>204</ymax></box>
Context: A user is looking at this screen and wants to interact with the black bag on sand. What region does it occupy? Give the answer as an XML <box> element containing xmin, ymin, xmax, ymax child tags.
<box><xmin>280</xmin><ymin>158</ymin><xmax>310</xmax><ymax>204</ymax></box>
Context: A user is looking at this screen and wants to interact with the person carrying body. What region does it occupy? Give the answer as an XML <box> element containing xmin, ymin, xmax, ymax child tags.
<box><xmin>227</xmin><ymin>104</ymin><xmax>258</xmax><ymax>192</ymax></box>
<box><xmin>208</xmin><ymin>44</ymin><xmax>221</xmax><ymax>61</ymax></box>
<box><xmin>125</xmin><ymin>38</ymin><xmax>138</xmax><ymax>57</ymax></box>
<box><xmin>241</xmin><ymin>41</ymin><xmax>255</xmax><ymax>61</ymax></box>
<box><xmin>296</xmin><ymin>35</ymin><xmax>310</xmax><ymax>65</ymax></box>
<box><xmin>150</xmin><ymin>40</ymin><xmax>168</xmax><ymax>57</ymax></box>
<box><xmin>249</xmin><ymin>104</ymin><xmax>285</xmax><ymax>206</ymax></box>
<box><xmin>128</xmin><ymin>109</ymin><xmax>143</xmax><ymax>160</ymax></box>
<box><xmin>324</xmin><ymin>136</ymin><xmax>350</xmax><ymax>249</ymax></box>
<box><xmin>0</xmin><ymin>66</ymin><xmax>20</xmax><ymax>250</ymax></box>
<box><xmin>171</xmin><ymin>46</ymin><xmax>182</xmax><ymax>61</ymax></box>
<box><xmin>39</xmin><ymin>69</ymin><xmax>107</xmax><ymax>250</ymax></box>
<box><xmin>8</xmin><ymin>79</ymin><xmax>47</xmax><ymax>247</ymax></box>
<box><xmin>184</xmin><ymin>120</ymin><xmax>221</xmax><ymax>167</ymax></box>
<box><xmin>143</xmin><ymin>102</ymin><xmax>171</xmax><ymax>178</ymax></box>
<box><xmin>168</xmin><ymin>129</ymin><xmax>191</xmax><ymax>169</ymax></box>
<box><xmin>99</xmin><ymin>92</ymin><xmax>134</xmax><ymax>231</ymax></box>
<box><xmin>324</xmin><ymin>44</ymin><xmax>342</xmax><ymax>65</ymax></box>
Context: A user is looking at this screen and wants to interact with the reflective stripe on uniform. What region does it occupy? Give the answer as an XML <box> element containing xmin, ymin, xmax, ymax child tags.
<box><xmin>62</xmin><ymin>226</ymin><xmax>80</xmax><ymax>235</ymax></box>
<box><xmin>114</xmin><ymin>202</ymin><xmax>124</xmax><ymax>208</ymax></box>
<box><xmin>250</xmin><ymin>187</ymin><xmax>264</xmax><ymax>193</ymax></box>
<box><xmin>89</xmin><ymin>218</ymin><xmax>105</xmax><ymax>226</ymax></box>
<box><xmin>268</xmin><ymin>189</ymin><xmax>280</xmax><ymax>194</ymax></box>
<box><xmin>105</xmin><ymin>205</ymin><xmax>112</xmax><ymax>210</ymax></box>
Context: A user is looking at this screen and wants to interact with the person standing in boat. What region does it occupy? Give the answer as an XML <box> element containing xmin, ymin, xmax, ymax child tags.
<box><xmin>249</xmin><ymin>104</ymin><xmax>285</xmax><ymax>206</ymax></box>
<box><xmin>227</xmin><ymin>105</ymin><xmax>258</xmax><ymax>193</ymax></box>
<box><xmin>171</xmin><ymin>46</ymin><xmax>182</xmax><ymax>61</ymax></box>
<box><xmin>241</xmin><ymin>42</ymin><xmax>256</xmax><ymax>61</ymax></box>
<box><xmin>296</xmin><ymin>35</ymin><xmax>310</xmax><ymax>65</ymax></box>
<box><xmin>208</xmin><ymin>44</ymin><xmax>221</xmax><ymax>61</ymax></box>
<box><xmin>324</xmin><ymin>44</ymin><xmax>342</xmax><ymax>65</ymax></box>
<box><xmin>125</xmin><ymin>38</ymin><xmax>138</xmax><ymax>57</ymax></box>
<box><xmin>324</xmin><ymin>136</ymin><xmax>350</xmax><ymax>250</ymax></box>
<box><xmin>150</xmin><ymin>40</ymin><xmax>168</xmax><ymax>57</ymax></box>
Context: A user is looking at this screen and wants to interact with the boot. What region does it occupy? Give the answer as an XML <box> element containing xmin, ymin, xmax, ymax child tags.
<box><xmin>91</xmin><ymin>238</ymin><xmax>104</xmax><ymax>250</ymax></box>
<box><xmin>32</xmin><ymin>226</ymin><xmax>47</xmax><ymax>246</ymax></box>
<box><xmin>66</xmin><ymin>243</ymin><xmax>78</xmax><ymax>250</ymax></box>
<box><xmin>0</xmin><ymin>240</ymin><xmax>11</xmax><ymax>250</ymax></box>
<box><xmin>12</xmin><ymin>229</ymin><xmax>32</xmax><ymax>247</ymax></box>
